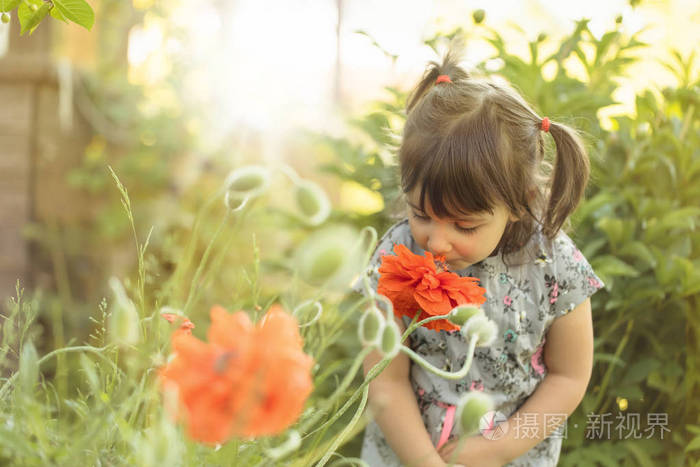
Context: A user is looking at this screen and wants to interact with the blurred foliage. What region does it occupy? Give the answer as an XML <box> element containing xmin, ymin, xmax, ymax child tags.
<box><xmin>319</xmin><ymin>16</ymin><xmax>700</xmax><ymax>466</ymax></box>
<box><xmin>1</xmin><ymin>164</ymin><xmax>375</xmax><ymax>464</ymax></box>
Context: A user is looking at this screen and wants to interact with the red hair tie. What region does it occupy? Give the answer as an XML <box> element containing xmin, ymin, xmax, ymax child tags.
<box><xmin>540</xmin><ymin>117</ymin><xmax>550</xmax><ymax>132</ymax></box>
<box><xmin>436</xmin><ymin>74</ymin><xmax>452</xmax><ymax>84</ymax></box>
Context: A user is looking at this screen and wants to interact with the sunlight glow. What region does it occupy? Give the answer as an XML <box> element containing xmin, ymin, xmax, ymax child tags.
<box><xmin>125</xmin><ymin>0</ymin><xmax>698</xmax><ymax>145</ymax></box>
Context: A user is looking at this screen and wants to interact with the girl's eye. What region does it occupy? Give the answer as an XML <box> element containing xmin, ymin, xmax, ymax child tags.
<box><xmin>455</xmin><ymin>224</ymin><xmax>479</xmax><ymax>234</ymax></box>
<box><xmin>411</xmin><ymin>212</ymin><xmax>431</xmax><ymax>221</ymax></box>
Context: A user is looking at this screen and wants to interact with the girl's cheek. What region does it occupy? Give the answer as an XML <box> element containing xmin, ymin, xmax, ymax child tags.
<box><xmin>409</xmin><ymin>225</ymin><xmax>429</xmax><ymax>250</ymax></box>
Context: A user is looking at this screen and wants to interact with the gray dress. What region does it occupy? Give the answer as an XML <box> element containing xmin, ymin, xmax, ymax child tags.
<box><xmin>352</xmin><ymin>219</ymin><xmax>604</xmax><ymax>466</ymax></box>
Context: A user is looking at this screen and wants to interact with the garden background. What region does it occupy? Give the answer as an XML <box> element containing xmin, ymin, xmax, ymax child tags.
<box><xmin>0</xmin><ymin>0</ymin><xmax>699</xmax><ymax>465</ymax></box>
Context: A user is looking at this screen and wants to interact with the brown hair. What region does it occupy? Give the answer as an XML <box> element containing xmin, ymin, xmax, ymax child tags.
<box><xmin>399</xmin><ymin>48</ymin><xmax>590</xmax><ymax>256</ymax></box>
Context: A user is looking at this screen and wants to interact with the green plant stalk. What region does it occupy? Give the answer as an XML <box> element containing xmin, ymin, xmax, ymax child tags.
<box><xmin>108</xmin><ymin>167</ymin><xmax>148</xmax><ymax>314</ymax></box>
<box><xmin>182</xmin><ymin>211</ymin><xmax>232</xmax><ymax>315</ymax></box>
<box><xmin>49</xmin><ymin>299</ymin><xmax>68</xmax><ymax>400</ymax></box>
<box><xmin>300</xmin><ymin>311</ymin><xmax>422</xmax><ymax>441</ymax></box>
<box><xmin>0</xmin><ymin>345</ymin><xmax>118</xmax><ymax>400</ymax></box>
<box><xmin>314</xmin><ymin>385</ymin><xmax>369</xmax><ymax>467</ymax></box>
<box><xmin>316</xmin><ymin>294</ymin><xmax>373</xmax><ymax>360</ymax></box>
<box><xmin>400</xmin><ymin>334</ymin><xmax>478</xmax><ymax>380</ymax></box>
<box><xmin>196</xmin><ymin>231</ymin><xmax>239</xmax><ymax>302</ymax></box>
<box><xmin>164</xmin><ymin>189</ymin><xmax>222</xmax><ymax>305</ymax></box>
<box><xmin>299</xmin><ymin>346</ymin><xmax>373</xmax><ymax>436</ymax></box>
<box><xmin>291</xmin><ymin>417</ymin><xmax>369</xmax><ymax>467</ymax></box>
<box><xmin>592</xmin><ymin>319</ymin><xmax>634</xmax><ymax>414</ymax></box>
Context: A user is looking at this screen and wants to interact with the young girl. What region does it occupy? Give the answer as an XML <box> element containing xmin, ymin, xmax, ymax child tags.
<box><xmin>352</xmin><ymin>50</ymin><xmax>604</xmax><ymax>467</ymax></box>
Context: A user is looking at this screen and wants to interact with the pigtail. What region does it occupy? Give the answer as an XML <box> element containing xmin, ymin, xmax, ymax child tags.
<box><xmin>542</xmin><ymin>121</ymin><xmax>590</xmax><ymax>237</ymax></box>
<box><xmin>406</xmin><ymin>46</ymin><xmax>470</xmax><ymax>112</ymax></box>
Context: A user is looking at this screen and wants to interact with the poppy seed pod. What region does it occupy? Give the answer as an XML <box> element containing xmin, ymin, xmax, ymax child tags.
<box><xmin>295</xmin><ymin>225</ymin><xmax>362</xmax><ymax>288</ymax></box>
<box><xmin>447</xmin><ymin>304</ymin><xmax>484</xmax><ymax>327</ymax></box>
<box><xmin>292</xmin><ymin>300</ymin><xmax>323</xmax><ymax>328</ymax></box>
<box><xmin>223</xmin><ymin>165</ymin><xmax>270</xmax><ymax>201</ymax></box>
<box><xmin>294</xmin><ymin>180</ymin><xmax>331</xmax><ymax>226</ymax></box>
<box><xmin>461</xmin><ymin>315</ymin><xmax>498</xmax><ymax>347</ymax></box>
<box><xmin>224</xmin><ymin>192</ymin><xmax>249</xmax><ymax>212</ymax></box>
<box><xmin>373</xmin><ymin>293</ymin><xmax>395</xmax><ymax>319</ymax></box>
<box><xmin>379</xmin><ymin>320</ymin><xmax>401</xmax><ymax>359</ymax></box>
<box><xmin>457</xmin><ymin>391</ymin><xmax>495</xmax><ymax>436</ymax></box>
<box><xmin>358</xmin><ymin>306</ymin><xmax>385</xmax><ymax>347</ymax></box>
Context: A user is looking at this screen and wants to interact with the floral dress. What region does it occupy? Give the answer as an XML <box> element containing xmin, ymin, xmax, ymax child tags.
<box><xmin>351</xmin><ymin>219</ymin><xmax>604</xmax><ymax>466</ymax></box>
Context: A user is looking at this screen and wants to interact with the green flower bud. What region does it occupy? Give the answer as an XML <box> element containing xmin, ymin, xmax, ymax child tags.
<box><xmin>108</xmin><ymin>277</ymin><xmax>141</xmax><ymax>346</ymax></box>
<box><xmin>223</xmin><ymin>165</ymin><xmax>270</xmax><ymax>201</ymax></box>
<box><xmin>224</xmin><ymin>191</ymin><xmax>248</xmax><ymax>212</ymax></box>
<box><xmin>615</xmin><ymin>15</ymin><xmax>623</xmax><ymax>24</ymax></box>
<box><xmin>462</xmin><ymin>315</ymin><xmax>498</xmax><ymax>347</ymax></box>
<box><xmin>457</xmin><ymin>392</ymin><xmax>494</xmax><ymax>436</ymax></box>
<box><xmin>295</xmin><ymin>180</ymin><xmax>331</xmax><ymax>226</ymax></box>
<box><xmin>293</xmin><ymin>300</ymin><xmax>323</xmax><ymax>327</ymax></box>
<box><xmin>295</xmin><ymin>225</ymin><xmax>362</xmax><ymax>289</ymax></box>
<box><xmin>448</xmin><ymin>304</ymin><xmax>483</xmax><ymax>327</ymax></box>
<box><xmin>1</xmin><ymin>13</ymin><xmax>10</xmax><ymax>24</ymax></box>
<box><xmin>309</xmin><ymin>247</ymin><xmax>343</xmax><ymax>279</ymax></box>
<box><xmin>359</xmin><ymin>306</ymin><xmax>385</xmax><ymax>346</ymax></box>
<box><xmin>472</xmin><ymin>9</ymin><xmax>485</xmax><ymax>24</ymax></box>
<box><xmin>373</xmin><ymin>293</ymin><xmax>394</xmax><ymax>318</ymax></box>
<box><xmin>379</xmin><ymin>320</ymin><xmax>401</xmax><ymax>359</ymax></box>
<box><xmin>537</xmin><ymin>32</ymin><xmax>547</xmax><ymax>43</ymax></box>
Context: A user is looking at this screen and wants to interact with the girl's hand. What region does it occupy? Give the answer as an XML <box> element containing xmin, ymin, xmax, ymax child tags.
<box><xmin>438</xmin><ymin>435</ymin><xmax>507</xmax><ymax>467</ymax></box>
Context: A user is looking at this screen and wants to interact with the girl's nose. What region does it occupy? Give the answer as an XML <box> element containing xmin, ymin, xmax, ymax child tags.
<box><xmin>427</xmin><ymin>226</ymin><xmax>452</xmax><ymax>256</ymax></box>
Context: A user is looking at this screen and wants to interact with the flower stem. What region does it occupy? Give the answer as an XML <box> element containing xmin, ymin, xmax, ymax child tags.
<box><xmin>314</xmin><ymin>385</ymin><xmax>369</xmax><ymax>467</ymax></box>
<box><xmin>298</xmin><ymin>345</ymin><xmax>373</xmax><ymax>435</ymax></box>
<box><xmin>400</xmin><ymin>335</ymin><xmax>477</xmax><ymax>380</ymax></box>
<box><xmin>182</xmin><ymin>211</ymin><xmax>231</xmax><ymax>315</ymax></box>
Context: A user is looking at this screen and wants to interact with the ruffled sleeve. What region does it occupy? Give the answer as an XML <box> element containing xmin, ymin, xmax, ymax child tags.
<box><xmin>546</xmin><ymin>230</ymin><xmax>605</xmax><ymax>318</ymax></box>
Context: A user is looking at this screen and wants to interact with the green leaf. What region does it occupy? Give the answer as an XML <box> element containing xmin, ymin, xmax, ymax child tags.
<box><xmin>0</xmin><ymin>0</ymin><xmax>20</xmax><ymax>13</ymax></box>
<box><xmin>624</xmin><ymin>440</ymin><xmax>657</xmax><ymax>467</ymax></box>
<box><xmin>622</xmin><ymin>357</ymin><xmax>660</xmax><ymax>384</ymax></box>
<box><xmin>18</xmin><ymin>1</ymin><xmax>50</xmax><ymax>35</ymax></box>
<box><xmin>612</xmin><ymin>384</ymin><xmax>644</xmax><ymax>401</ymax></box>
<box><xmin>594</xmin><ymin>353</ymin><xmax>625</xmax><ymax>367</ymax></box>
<box><xmin>53</xmin><ymin>0</ymin><xmax>94</xmax><ymax>30</ymax></box>
<box><xmin>618</xmin><ymin>241</ymin><xmax>657</xmax><ymax>269</ymax></box>
<box><xmin>596</xmin><ymin>217</ymin><xmax>626</xmax><ymax>246</ymax></box>
<box><xmin>591</xmin><ymin>255</ymin><xmax>640</xmax><ymax>280</ymax></box>
<box><xmin>50</xmin><ymin>4</ymin><xmax>68</xmax><ymax>22</ymax></box>
<box><xmin>686</xmin><ymin>435</ymin><xmax>700</xmax><ymax>453</ymax></box>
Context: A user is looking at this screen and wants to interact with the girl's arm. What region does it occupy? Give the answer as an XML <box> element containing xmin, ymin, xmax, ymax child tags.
<box><xmin>440</xmin><ymin>298</ymin><xmax>594</xmax><ymax>466</ymax></box>
<box><xmin>364</xmin><ymin>316</ymin><xmax>447</xmax><ymax>467</ymax></box>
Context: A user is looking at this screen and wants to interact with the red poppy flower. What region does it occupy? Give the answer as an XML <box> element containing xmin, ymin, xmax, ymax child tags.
<box><xmin>377</xmin><ymin>244</ymin><xmax>486</xmax><ymax>332</ymax></box>
<box><xmin>159</xmin><ymin>305</ymin><xmax>314</xmax><ymax>444</ymax></box>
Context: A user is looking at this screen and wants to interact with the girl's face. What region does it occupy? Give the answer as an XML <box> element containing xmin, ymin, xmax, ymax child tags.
<box><xmin>406</xmin><ymin>188</ymin><xmax>516</xmax><ymax>270</ymax></box>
